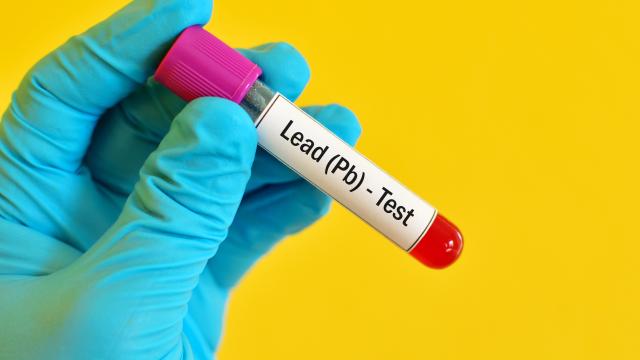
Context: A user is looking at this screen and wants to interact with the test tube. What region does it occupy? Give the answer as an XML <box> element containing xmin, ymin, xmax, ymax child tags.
<box><xmin>154</xmin><ymin>26</ymin><xmax>463</xmax><ymax>269</ymax></box>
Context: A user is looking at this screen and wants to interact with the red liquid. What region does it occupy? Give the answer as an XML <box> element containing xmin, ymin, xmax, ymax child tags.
<box><xmin>409</xmin><ymin>214</ymin><xmax>463</xmax><ymax>269</ymax></box>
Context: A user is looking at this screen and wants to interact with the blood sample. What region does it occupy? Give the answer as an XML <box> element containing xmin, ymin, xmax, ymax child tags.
<box><xmin>154</xmin><ymin>26</ymin><xmax>463</xmax><ymax>269</ymax></box>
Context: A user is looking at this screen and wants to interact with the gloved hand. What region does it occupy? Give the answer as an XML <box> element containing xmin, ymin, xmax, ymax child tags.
<box><xmin>0</xmin><ymin>1</ymin><xmax>361</xmax><ymax>359</ymax></box>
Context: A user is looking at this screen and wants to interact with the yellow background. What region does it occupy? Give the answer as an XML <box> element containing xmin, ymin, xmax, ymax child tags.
<box><xmin>1</xmin><ymin>1</ymin><xmax>639</xmax><ymax>359</ymax></box>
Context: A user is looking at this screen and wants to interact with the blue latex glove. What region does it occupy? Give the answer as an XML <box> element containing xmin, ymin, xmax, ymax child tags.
<box><xmin>0</xmin><ymin>1</ymin><xmax>361</xmax><ymax>358</ymax></box>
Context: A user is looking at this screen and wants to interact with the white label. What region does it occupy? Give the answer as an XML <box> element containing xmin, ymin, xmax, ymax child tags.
<box><xmin>255</xmin><ymin>94</ymin><xmax>437</xmax><ymax>251</ymax></box>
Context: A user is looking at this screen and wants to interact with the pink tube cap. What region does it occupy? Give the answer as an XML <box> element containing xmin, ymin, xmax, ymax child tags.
<box><xmin>154</xmin><ymin>26</ymin><xmax>262</xmax><ymax>103</ymax></box>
